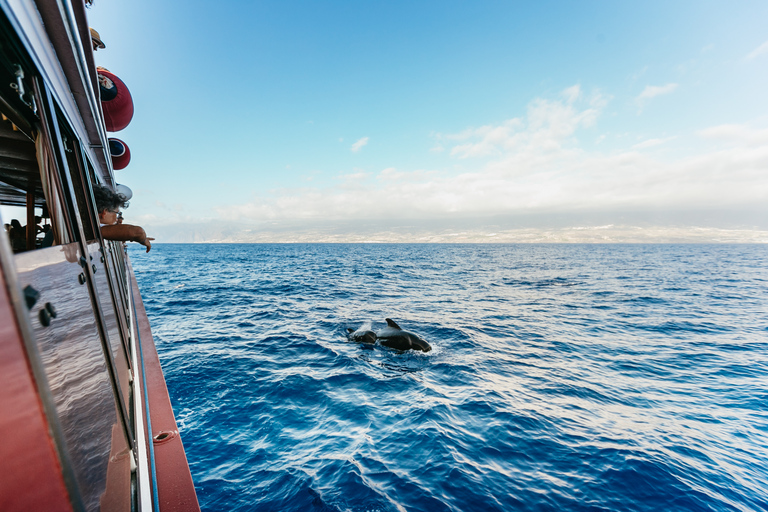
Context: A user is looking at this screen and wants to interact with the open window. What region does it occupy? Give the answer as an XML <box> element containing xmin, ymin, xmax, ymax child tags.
<box><xmin>0</xmin><ymin>14</ymin><xmax>76</xmax><ymax>252</ymax></box>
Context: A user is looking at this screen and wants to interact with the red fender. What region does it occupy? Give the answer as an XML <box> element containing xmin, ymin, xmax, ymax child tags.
<box><xmin>98</xmin><ymin>69</ymin><xmax>134</xmax><ymax>132</ymax></box>
<box><xmin>109</xmin><ymin>138</ymin><xmax>131</xmax><ymax>170</ymax></box>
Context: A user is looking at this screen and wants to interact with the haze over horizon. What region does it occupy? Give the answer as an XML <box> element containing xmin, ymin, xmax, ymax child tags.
<box><xmin>84</xmin><ymin>1</ymin><xmax>767</xmax><ymax>243</ymax></box>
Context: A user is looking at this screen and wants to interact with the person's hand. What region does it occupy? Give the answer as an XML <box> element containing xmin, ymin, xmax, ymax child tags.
<box><xmin>100</xmin><ymin>224</ymin><xmax>154</xmax><ymax>252</ymax></box>
<box><xmin>141</xmin><ymin>237</ymin><xmax>155</xmax><ymax>252</ymax></box>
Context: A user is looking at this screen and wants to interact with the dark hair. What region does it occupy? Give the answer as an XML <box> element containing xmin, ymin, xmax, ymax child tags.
<box><xmin>93</xmin><ymin>185</ymin><xmax>129</xmax><ymax>213</ymax></box>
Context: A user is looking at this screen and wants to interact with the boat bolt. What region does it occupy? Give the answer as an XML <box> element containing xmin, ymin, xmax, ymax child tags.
<box><xmin>39</xmin><ymin>308</ymin><xmax>51</xmax><ymax>327</ymax></box>
<box><xmin>23</xmin><ymin>285</ymin><xmax>39</xmax><ymax>309</ymax></box>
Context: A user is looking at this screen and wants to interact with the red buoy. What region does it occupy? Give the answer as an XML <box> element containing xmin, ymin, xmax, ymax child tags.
<box><xmin>98</xmin><ymin>68</ymin><xmax>134</xmax><ymax>132</ymax></box>
<box><xmin>109</xmin><ymin>138</ymin><xmax>131</xmax><ymax>170</ymax></box>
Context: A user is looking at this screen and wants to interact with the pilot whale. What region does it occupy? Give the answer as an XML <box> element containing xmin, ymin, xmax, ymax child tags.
<box><xmin>346</xmin><ymin>327</ymin><xmax>377</xmax><ymax>344</ymax></box>
<box><xmin>376</xmin><ymin>318</ymin><xmax>432</xmax><ymax>352</ymax></box>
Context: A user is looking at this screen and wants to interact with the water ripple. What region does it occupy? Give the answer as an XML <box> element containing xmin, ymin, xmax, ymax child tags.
<box><xmin>131</xmin><ymin>243</ymin><xmax>768</xmax><ymax>512</ymax></box>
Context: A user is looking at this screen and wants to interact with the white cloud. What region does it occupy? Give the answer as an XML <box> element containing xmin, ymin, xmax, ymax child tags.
<box><xmin>218</xmin><ymin>87</ymin><xmax>767</xmax><ymax>230</ymax></box>
<box><xmin>745</xmin><ymin>40</ymin><xmax>768</xmax><ymax>61</ymax></box>
<box><xmin>637</xmin><ymin>83</ymin><xmax>678</xmax><ymax>101</ymax></box>
<box><xmin>436</xmin><ymin>89</ymin><xmax>601</xmax><ymax>160</ymax></box>
<box><xmin>632</xmin><ymin>137</ymin><xmax>676</xmax><ymax>149</ymax></box>
<box><xmin>562</xmin><ymin>84</ymin><xmax>581</xmax><ymax>103</ymax></box>
<box><xmin>430</xmin><ymin>143</ymin><xmax>445</xmax><ymax>153</ymax></box>
<box><xmin>351</xmin><ymin>137</ymin><xmax>369</xmax><ymax>152</ymax></box>
<box><xmin>339</xmin><ymin>170</ymin><xmax>370</xmax><ymax>181</ymax></box>
<box><xmin>635</xmin><ymin>83</ymin><xmax>679</xmax><ymax>114</ymax></box>
<box><xmin>698</xmin><ymin>124</ymin><xmax>768</xmax><ymax>145</ymax></box>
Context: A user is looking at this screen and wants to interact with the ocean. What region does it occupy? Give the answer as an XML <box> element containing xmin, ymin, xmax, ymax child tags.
<box><xmin>129</xmin><ymin>243</ymin><xmax>768</xmax><ymax>512</ymax></box>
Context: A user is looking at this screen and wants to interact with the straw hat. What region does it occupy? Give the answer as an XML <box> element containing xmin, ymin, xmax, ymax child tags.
<box><xmin>90</xmin><ymin>28</ymin><xmax>106</xmax><ymax>49</ymax></box>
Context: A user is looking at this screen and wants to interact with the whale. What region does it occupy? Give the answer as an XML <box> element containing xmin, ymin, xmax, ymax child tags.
<box><xmin>347</xmin><ymin>327</ymin><xmax>377</xmax><ymax>344</ymax></box>
<box><xmin>376</xmin><ymin>318</ymin><xmax>432</xmax><ymax>352</ymax></box>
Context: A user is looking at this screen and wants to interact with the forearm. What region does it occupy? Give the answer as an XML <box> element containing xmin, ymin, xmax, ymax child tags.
<box><xmin>101</xmin><ymin>223</ymin><xmax>147</xmax><ymax>243</ymax></box>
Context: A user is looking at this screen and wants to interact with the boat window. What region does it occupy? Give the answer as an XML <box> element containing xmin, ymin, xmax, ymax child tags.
<box><xmin>0</xmin><ymin>106</ymin><xmax>87</xmax><ymax>252</ymax></box>
<box><xmin>0</xmin><ymin>18</ymin><xmax>75</xmax><ymax>252</ymax></box>
<box><xmin>57</xmin><ymin>119</ymin><xmax>97</xmax><ymax>243</ymax></box>
<box><xmin>0</xmin><ymin>115</ymin><xmax>60</xmax><ymax>251</ymax></box>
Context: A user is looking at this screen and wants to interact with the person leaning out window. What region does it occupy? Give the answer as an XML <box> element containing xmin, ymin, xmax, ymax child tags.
<box><xmin>92</xmin><ymin>185</ymin><xmax>154</xmax><ymax>252</ymax></box>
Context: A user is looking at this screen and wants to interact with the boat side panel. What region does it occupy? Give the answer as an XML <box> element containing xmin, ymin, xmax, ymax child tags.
<box><xmin>88</xmin><ymin>241</ymin><xmax>132</xmax><ymax>420</ymax></box>
<box><xmin>129</xmin><ymin>259</ymin><xmax>201</xmax><ymax>512</ymax></box>
<box><xmin>14</xmin><ymin>244</ymin><xmax>131</xmax><ymax>512</ymax></box>
<box><xmin>0</xmin><ymin>264</ymin><xmax>73</xmax><ymax>512</ymax></box>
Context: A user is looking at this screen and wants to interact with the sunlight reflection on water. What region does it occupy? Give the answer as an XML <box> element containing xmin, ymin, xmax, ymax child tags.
<box><xmin>133</xmin><ymin>243</ymin><xmax>768</xmax><ymax>512</ymax></box>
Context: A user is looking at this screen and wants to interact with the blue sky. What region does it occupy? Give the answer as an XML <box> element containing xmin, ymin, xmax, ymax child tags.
<box><xmin>86</xmin><ymin>1</ymin><xmax>768</xmax><ymax>242</ymax></box>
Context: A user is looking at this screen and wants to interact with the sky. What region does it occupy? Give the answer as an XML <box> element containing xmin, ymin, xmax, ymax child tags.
<box><xmin>85</xmin><ymin>0</ymin><xmax>768</xmax><ymax>243</ymax></box>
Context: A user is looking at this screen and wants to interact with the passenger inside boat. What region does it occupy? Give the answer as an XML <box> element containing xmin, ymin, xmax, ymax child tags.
<box><xmin>0</xmin><ymin>113</ymin><xmax>47</xmax><ymax>253</ymax></box>
<box><xmin>8</xmin><ymin>219</ymin><xmax>25</xmax><ymax>251</ymax></box>
<box><xmin>0</xmin><ymin>106</ymin><xmax>153</xmax><ymax>254</ymax></box>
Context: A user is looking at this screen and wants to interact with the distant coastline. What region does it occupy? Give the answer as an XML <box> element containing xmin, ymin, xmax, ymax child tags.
<box><xmin>137</xmin><ymin>224</ymin><xmax>768</xmax><ymax>244</ymax></box>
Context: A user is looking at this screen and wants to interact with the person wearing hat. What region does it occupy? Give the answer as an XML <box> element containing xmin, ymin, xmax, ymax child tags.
<box><xmin>90</xmin><ymin>28</ymin><xmax>106</xmax><ymax>51</ymax></box>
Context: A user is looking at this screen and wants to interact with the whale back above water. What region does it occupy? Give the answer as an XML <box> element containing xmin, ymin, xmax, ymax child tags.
<box><xmin>347</xmin><ymin>328</ymin><xmax>377</xmax><ymax>344</ymax></box>
<box><xmin>376</xmin><ymin>318</ymin><xmax>432</xmax><ymax>352</ymax></box>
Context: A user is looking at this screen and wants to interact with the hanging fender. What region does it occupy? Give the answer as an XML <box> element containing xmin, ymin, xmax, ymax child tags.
<box><xmin>109</xmin><ymin>138</ymin><xmax>131</xmax><ymax>170</ymax></box>
<box><xmin>98</xmin><ymin>68</ymin><xmax>134</xmax><ymax>132</ymax></box>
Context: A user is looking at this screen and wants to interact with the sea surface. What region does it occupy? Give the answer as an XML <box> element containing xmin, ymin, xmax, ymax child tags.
<box><xmin>129</xmin><ymin>244</ymin><xmax>768</xmax><ymax>512</ymax></box>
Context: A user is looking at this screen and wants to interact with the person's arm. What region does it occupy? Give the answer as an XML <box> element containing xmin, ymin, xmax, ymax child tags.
<box><xmin>101</xmin><ymin>223</ymin><xmax>154</xmax><ymax>252</ymax></box>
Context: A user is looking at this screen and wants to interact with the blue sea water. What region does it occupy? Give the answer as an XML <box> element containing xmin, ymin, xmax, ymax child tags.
<box><xmin>129</xmin><ymin>244</ymin><xmax>768</xmax><ymax>512</ymax></box>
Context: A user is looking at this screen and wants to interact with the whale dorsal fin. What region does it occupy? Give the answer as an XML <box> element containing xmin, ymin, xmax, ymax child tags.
<box><xmin>347</xmin><ymin>328</ymin><xmax>354</xmax><ymax>333</ymax></box>
<box><xmin>385</xmin><ymin>318</ymin><xmax>401</xmax><ymax>329</ymax></box>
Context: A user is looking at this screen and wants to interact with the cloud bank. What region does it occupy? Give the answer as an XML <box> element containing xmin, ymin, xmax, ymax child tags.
<box><xmin>142</xmin><ymin>85</ymin><xmax>767</xmax><ymax>242</ymax></box>
<box><xmin>221</xmin><ymin>86</ymin><xmax>765</xmax><ymax>223</ymax></box>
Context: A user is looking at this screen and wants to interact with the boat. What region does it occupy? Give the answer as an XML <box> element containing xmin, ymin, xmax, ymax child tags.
<box><xmin>0</xmin><ymin>0</ymin><xmax>199</xmax><ymax>510</ymax></box>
